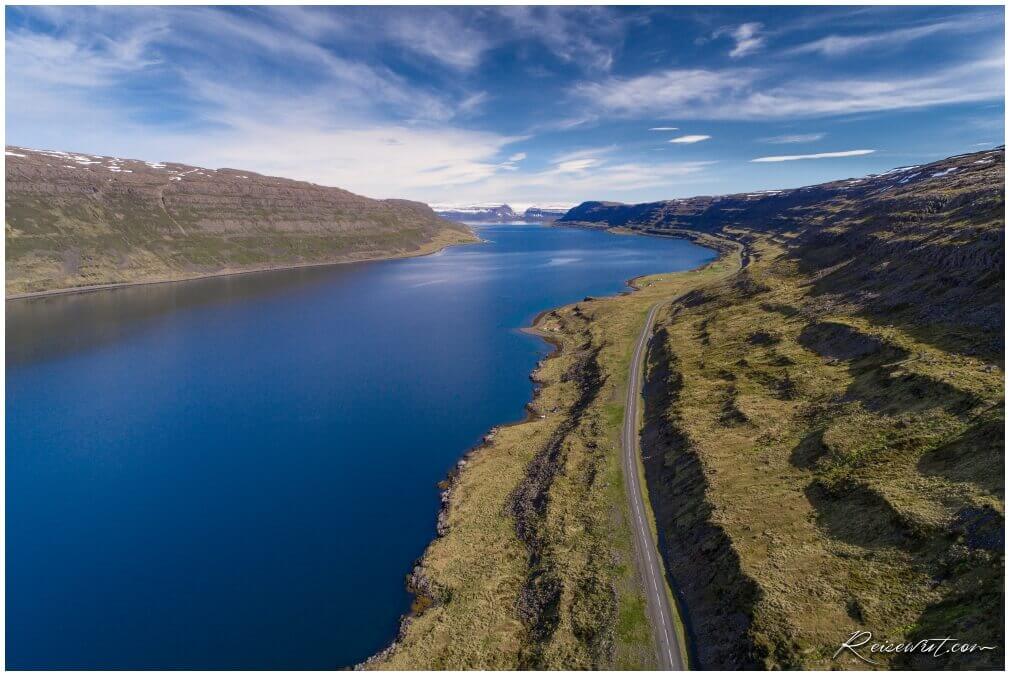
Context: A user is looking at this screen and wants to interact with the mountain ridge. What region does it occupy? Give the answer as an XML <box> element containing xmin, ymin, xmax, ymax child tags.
<box><xmin>560</xmin><ymin>148</ymin><xmax>1004</xmax><ymax>231</ymax></box>
<box><xmin>433</xmin><ymin>203</ymin><xmax>568</xmax><ymax>223</ymax></box>
<box><xmin>5</xmin><ymin>146</ymin><xmax>476</xmax><ymax>296</ymax></box>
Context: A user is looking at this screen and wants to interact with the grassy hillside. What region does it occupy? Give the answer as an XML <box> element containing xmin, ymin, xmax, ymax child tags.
<box><xmin>576</xmin><ymin>148</ymin><xmax>1004</xmax><ymax>668</ymax></box>
<box><xmin>5</xmin><ymin>146</ymin><xmax>476</xmax><ymax>295</ymax></box>
<box><xmin>374</xmin><ymin>147</ymin><xmax>1002</xmax><ymax>669</ymax></box>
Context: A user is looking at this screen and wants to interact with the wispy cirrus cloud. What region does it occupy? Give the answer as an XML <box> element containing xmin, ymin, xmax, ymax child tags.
<box><xmin>440</xmin><ymin>144</ymin><xmax>717</xmax><ymax>205</ymax></box>
<box><xmin>257</xmin><ymin>6</ymin><xmax>629</xmax><ymax>74</ymax></box>
<box><xmin>572</xmin><ymin>68</ymin><xmax>755</xmax><ymax>118</ymax></box>
<box><xmin>715</xmin><ymin>22</ymin><xmax>765</xmax><ymax>58</ymax></box>
<box><xmin>789</xmin><ymin>15</ymin><xmax>989</xmax><ymax>57</ymax></box>
<box><xmin>6</xmin><ymin>6</ymin><xmax>1004</xmax><ymax>208</ymax></box>
<box><xmin>553</xmin><ymin>158</ymin><xmax>604</xmax><ymax>173</ymax></box>
<box><xmin>669</xmin><ymin>135</ymin><xmax>711</xmax><ymax>144</ymax></box>
<box><xmin>571</xmin><ymin>50</ymin><xmax>1003</xmax><ymax>120</ymax></box>
<box><xmin>759</xmin><ymin>133</ymin><xmax>826</xmax><ymax>144</ymax></box>
<box><xmin>382</xmin><ymin>9</ymin><xmax>494</xmax><ymax>70</ymax></box>
<box><xmin>4</xmin><ymin>6</ymin><xmax>527</xmax><ymax>201</ymax></box>
<box><xmin>495</xmin><ymin>6</ymin><xmax>632</xmax><ymax>71</ymax></box>
<box><xmin>467</xmin><ymin>159</ymin><xmax>716</xmax><ymax>205</ymax></box>
<box><xmin>751</xmin><ymin>149</ymin><xmax>874</xmax><ymax>162</ymax></box>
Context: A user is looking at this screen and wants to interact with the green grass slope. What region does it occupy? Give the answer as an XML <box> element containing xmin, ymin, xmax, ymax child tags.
<box><xmin>572</xmin><ymin>147</ymin><xmax>1003</xmax><ymax>668</ymax></box>
<box><xmin>5</xmin><ymin>146</ymin><xmax>475</xmax><ymax>295</ymax></box>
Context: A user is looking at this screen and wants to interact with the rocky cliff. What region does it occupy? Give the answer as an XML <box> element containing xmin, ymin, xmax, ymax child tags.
<box><xmin>5</xmin><ymin>146</ymin><xmax>475</xmax><ymax>295</ymax></box>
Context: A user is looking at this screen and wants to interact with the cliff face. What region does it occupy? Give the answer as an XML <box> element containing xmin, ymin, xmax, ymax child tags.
<box><xmin>5</xmin><ymin>146</ymin><xmax>475</xmax><ymax>295</ymax></box>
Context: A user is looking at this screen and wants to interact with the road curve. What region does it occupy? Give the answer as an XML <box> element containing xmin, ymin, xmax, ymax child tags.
<box><xmin>622</xmin><ymin>302</ymin><xmax>686</xmax><ymax>670</ymax></box>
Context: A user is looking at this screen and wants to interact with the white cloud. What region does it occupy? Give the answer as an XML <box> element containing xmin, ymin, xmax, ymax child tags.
<box><xmin>6</xmin><ymin>6</ymin><xmax>475</xmax><ymax>126</ymax></box>
<box><xmin>554</xmin><ymin>158</ymin><xmax>603</xmax><ymax>173</ymax></box>
<box><xmin>424</xmin><ymin>140</ymin><xmax>716</xmax><ymax>206</ymax></box>
<box><xmin>759</xmin><ymin>133</ymin><xmax>825</xmax><ymax>144</ymax></box>
<box><xmin>5</xmin><ymin>7</ymin><xmax>526</xmax><ymax>202</ymax></box>
<box><xmin>551</xmin><ymin>146</ymin><xmax>619</xmax><ymax>164</ymax></box>
<box><xmin>268</xmin><ymin>7</ymin><xmax>632</xmax><ymax>75</ymax></box>
<box><xmin>717</xmin><ymin>22</ymin><xmax>765</xmax><ymax>58</ymax></box>
<box><xmin>750</xmin><ymin>149</ymin><xmax>875</xmax><ymax>162</ymax></box>
<box><xmin>185</xmin><ymin>124</ymin><xmax>526</xmax><ymax>197</ymax></box>
<box><xmin>573</xmin><ymin>68</ymin><xmax>753</xmax><ymax>118</ymax></box>
<box><xmin>383</xmin><ymin>9</ymin><xmax>492</xmax><ymax>70</ymax></box>
<box><xmin>790</xmin><ymin>16</ymin><xmax>988</xmax><ymax>57</ymax></box>
<box><xmin>571</xmin><ymin>52</ymin><xmax>1004</xmax><ymax>120</ymax></box>
<box><xmin>8</xmin><ymin>7</ymin><xmax>999</xmax><ymax>210</ymax></box>
<box><xmin>669</xmin><ymin>135</ymin><xmax>711</xmax><ymax>144</ymax></box>
<box><xmin>496</xmin><ymin>6</ymin><xmax>630</xmax><ymax>71</ymax></box>
<box><xmin>451</xmin><ymin>158</ymin><xmax>715</xmax><ymax>206</ymax></box>
<box><xmin>4</xmin><ymin>15</ymin><xmax>166</xmax><ymax>88</ymax></box>
<box><xmin>457</xmin><ymin>91</ymin><xmax>490</xmax><ymax>116</ymax></box>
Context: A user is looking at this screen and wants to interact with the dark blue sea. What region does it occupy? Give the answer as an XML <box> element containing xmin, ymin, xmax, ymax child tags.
<box><xmin>6</xmin><ymin>223</ymin><xmax>714</xmax><ymax>668</ymax></box>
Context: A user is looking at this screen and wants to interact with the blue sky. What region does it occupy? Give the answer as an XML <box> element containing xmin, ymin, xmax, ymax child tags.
<box><xmin>5</xmin><ymin>6</ymin><xmax>1005</xmax><ymax>208</ymax></box>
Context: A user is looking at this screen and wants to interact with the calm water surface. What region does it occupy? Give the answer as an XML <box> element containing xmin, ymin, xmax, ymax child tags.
<box><xmin>7</xmin><ymin>224</ymin><xmax>714</xmax><ymax>668</ymax></box>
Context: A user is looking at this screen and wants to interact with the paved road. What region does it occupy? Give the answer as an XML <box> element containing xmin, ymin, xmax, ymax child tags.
<box><xmin>622</xmin><ymin>302</ymin><xmax>686</xmax><ymax>670</ymax></box>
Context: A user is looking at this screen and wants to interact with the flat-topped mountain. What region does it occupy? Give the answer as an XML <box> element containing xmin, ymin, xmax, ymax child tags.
<box><xmin>434</xmin><ymin>204</ymin><xmax>520</xmax><ymax>222</ymax></box>
<box><xmin>521</xmin><ymin>206</ymin><xmax>568</xmax><ymax>222</ymax></box>
<box><xmin>5</xmin><ymin>147</ymin><xmax>475</xmax><ymax>296</ymax></box>
<box><xmin>433</xmin><ymin>204</ymin><xmax>568</xmax><ymax>223</ymax></box>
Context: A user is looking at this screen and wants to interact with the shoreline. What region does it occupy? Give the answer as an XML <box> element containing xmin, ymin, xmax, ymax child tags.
<box><xmin>6</xmin><ymin>230</ymin><xmax>479</xmax><ymax>302</ymax></box>
<box><xmin>365</xmin><ymin>227</ymin><xmax>734</xmax><ymax>668</ymax></box>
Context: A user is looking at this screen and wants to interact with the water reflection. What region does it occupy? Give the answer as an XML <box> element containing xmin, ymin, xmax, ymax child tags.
<box><xmin>7</xmin><ymin>264</ymin><xmax>363</xmax><ymax>367</ymax></box>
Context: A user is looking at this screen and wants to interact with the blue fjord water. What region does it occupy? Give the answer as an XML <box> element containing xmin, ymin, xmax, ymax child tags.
<box><xmin>6</xmin><ymin>224</ymin><xmax>714</xmax><ymax>668</ymax></box>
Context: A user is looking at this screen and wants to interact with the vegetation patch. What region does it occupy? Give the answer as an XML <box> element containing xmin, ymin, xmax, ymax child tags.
<box><xmin>370</xmin><ymin>242</ymin><xmax>741</xmax><ymax>669</ymax></box>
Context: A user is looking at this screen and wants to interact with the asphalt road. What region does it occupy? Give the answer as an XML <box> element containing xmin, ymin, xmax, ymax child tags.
<box><xmin>621</xmin><ymin>302</ymin><xmax>686</xmax><ymax>670</ymax></box>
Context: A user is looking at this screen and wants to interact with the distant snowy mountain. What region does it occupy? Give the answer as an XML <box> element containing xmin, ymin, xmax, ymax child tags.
<box><xmin>521</xmin><ymin>206</ymin><xmax>569</xmax><ymax>222</ymax></box>
<box><xmin>432</xmin><ymin>203</ymin><xmax>571</xmax><ymax>223</ymax></box>
<box><xmin>432</xmin><ymin>204</ymin><xmax>519</xmax><ymax>222</ymax></box>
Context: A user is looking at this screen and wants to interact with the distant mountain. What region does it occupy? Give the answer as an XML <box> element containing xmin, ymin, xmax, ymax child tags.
<box><xmin>5</xmin><ymin>146</ymin><xmax>476</xmax><ymax>296</ymax></box>
<box><xmin>433</xmin><ymin>204</ymin><xmax>569</xmax><ymax>223</ymax></box>
<box><xmin>559</xmin><ymin>150</ymin><xmax>1004</xmax><ymax>244</ymax></box>
<box><xmin>521</xmin><ymin>206</ymin><xmax>568</xmax><ymax>222</ymax></box>
<box><xmin>434</xmin><ymin>204</ymin><xmax>519</xmax><ymax>222</ymax></box>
